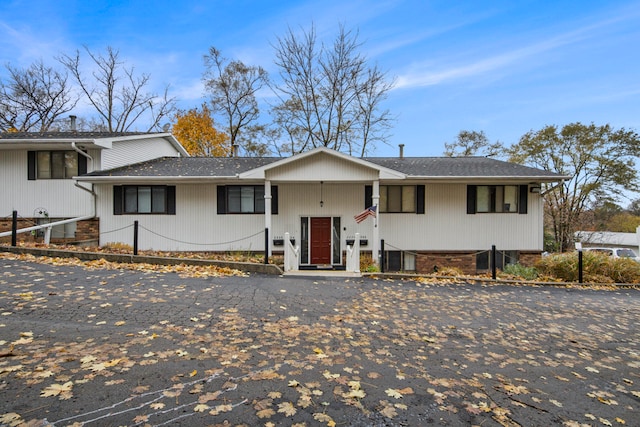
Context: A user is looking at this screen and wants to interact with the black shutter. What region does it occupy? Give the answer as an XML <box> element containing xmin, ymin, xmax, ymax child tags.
<box><xmin>416</xmin><ymin>185</ymin><xmax>425</xmax><ymax>214</ymax></box>
<box><xmin>467</xmin><ymin>185</ymin><xmax>477</xmax><ymax>214</ymax></box>
<box><xmin>113</xmin><ymin>186</ymin><xmax>123</xmax><ymax>215</ymax></box>
<box><xmin>365</xmin><ymin>185</ymin><xmax>373</xmax><ymax>208</ymax></box>
<box><xmin>166</xmin><ymin>186</ymin><xmax>176</xmax><ymax>215</ymax></box>
<box><xmin>271</xmin><ymin>185</ymin><xmax>278</xmax><ymax>215</ymax></box>
<box><xmin>28</xmin><ymin>151</ymin><xmax>36</xmax><ymax>180</ymax></box>
<box><xmin>78</xmin><ymin>153</ymin><xmax>87</xmax><ymax>175</ymax></box>
<box><xmin>519</xmin><ymin>184</ymin><xmax>528</xmax><ymax>214</ymax></box>
<box><xmin>217</xmin><ymin>186</ymin><xmax>226</xmax><ymax>214</ymax></box>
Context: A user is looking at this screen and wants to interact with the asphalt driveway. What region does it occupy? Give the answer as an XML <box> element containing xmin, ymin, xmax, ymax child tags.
<box><xmin>1</xmin><ymin>254</ymin><xmax>639</xmax><ymax>426</ymax></box>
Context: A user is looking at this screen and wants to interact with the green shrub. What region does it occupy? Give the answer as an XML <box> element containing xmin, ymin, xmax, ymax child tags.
<box><xmin>502</xmin><ymin>263</ymin><xmax>539</xmax><ymax>280</ymax></box>
<box><xmin>535</xmin><ymin>251</ymin><xmax>640</xmax><ymax>283</ymax></box>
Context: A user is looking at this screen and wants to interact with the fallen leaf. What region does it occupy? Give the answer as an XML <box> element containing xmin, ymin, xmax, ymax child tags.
<box><xmin>385</xmin><ymin>388</ymin><xmax>403</xmax><ymax>399</ymax></box>
<box><xmin>278</xmin><ymin>401</ymin><xmax>297</xmax><ymax>417</ymax></box>
<box><xmin>40</xmin><ymin>381</ymin><xmax>73</xmax><ymax>398</ymax></box>
<box><xmin>193</xmin><ymin>404</ymin><xmax>209</xmax><ymax>412</ymax></box>
<box><xmin>256</xmin><ymin>408</ymin><xmax>275</xmax><ymax>419</ymax></box>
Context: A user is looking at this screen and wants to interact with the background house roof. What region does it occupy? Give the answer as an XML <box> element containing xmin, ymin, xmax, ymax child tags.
<box><xmin>575</xmin><ymin>231</ymin><xmax>640</xmax><ymax>248</ymax></box>
<box><xmin>80</xmin><ymin>154</ymin><xmax>566</xmax><ymax>181</ymax></box>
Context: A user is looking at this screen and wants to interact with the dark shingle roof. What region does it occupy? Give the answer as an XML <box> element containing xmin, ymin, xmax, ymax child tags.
<box><xmin>84</xmin><ymin>156</ymin><xmax>280</xmax><ymax>177</ymax></box>
<box><xmin>0</xmin><ymin>131</ymin><xmax>157</xmax><ymax>140</ymax></box>
<box><xmin>365</xmin><ymin>156</ymin><xmax>562</xmax><ymax>178</ymax></box>
<box><xmin>84</xmin><ymin>154</ymin><xmax>564</xmax><ymax>180</ymax></box>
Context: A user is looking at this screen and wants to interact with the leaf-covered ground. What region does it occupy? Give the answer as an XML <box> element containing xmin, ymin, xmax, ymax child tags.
<box><xmin>0</xmin><ymin>253</ymin><xmax>639</xmax><ymax>426</ymax></box>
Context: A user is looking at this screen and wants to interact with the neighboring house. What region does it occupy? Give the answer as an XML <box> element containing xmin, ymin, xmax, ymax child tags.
<box><xmin>575</xmin><ymin>230</ymin><xmax>640</xmax><ymax>254</ymax></box>
<box><xmin>0</xmin><ymin>131</ymin><xmax>187</xmax><ymax>244</ymax></box>
<box><xmin>75</xmin><ymin>146</ymin><xmax>566</xmax><ymax>274</ymax></box>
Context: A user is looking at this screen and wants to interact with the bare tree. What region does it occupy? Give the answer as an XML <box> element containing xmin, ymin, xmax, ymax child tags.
<box><xmin>271</xmin><ymin>24</ymin><xmax>394</xmax><ymax>156</ymax></box>
<box><xmin>203</xmin><ymin>47</ymin><xmax>269</xmax><ymax>156</ymax></box>
<box><xmin>0</xmin><ymin>60</ymin><xmax>78</xmax><ymax>132</ymax></box>
<box><xmin>443</xmin><ymin>130</ymin><xmax>504</xmax><ymax>157</ymax></box>
<box><xmin>58</xmin><ymin>46</ymin><xmax>176</xmax><ymax>132</ymax></box>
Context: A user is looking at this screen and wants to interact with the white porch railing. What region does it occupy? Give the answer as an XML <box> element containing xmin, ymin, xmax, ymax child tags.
<box><xmin>346</xmin><ymin>232</ymin><xmax>361</xmax><ymax>273</ymax></box>
<box><xmin>283</xmin><ymin>232</ymin><xmax>300</xmax><ymax>272</ymax></box>
<box><xmin>0</xmin><ymin>215</ymin><xmax>95</xmax><ymax>245</ymax></box>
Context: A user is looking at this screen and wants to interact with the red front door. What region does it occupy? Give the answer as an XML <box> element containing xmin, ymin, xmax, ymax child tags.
<box><xmin>310</xmin><ymin>217</ymin><xmax>332</xmax><ymax>264</ymax></box>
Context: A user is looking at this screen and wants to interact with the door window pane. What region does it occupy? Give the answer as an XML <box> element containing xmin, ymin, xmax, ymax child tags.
<box><xmin>301</xmin><ymin>217</ymin><xmax>309</xmax><ymax>264</ymax></box>
<box><xmin>332</xmin><ymin>217</ymin><xmax>341</xmax><ymax>264</ymax></box>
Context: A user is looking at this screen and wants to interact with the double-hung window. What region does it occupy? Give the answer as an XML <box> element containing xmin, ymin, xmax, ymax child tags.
<box><xmin>365</xmin><ymin>185</ymin><xmax>425</xmax><ymax>214</ymax></box>
<box><xmin>28</xmin><ymin>150</ymin><xmax>87</xmax><ymax>180</ymax></box>
<box><xmin>467</xmin><ymin>185</ymin><xmax>528</xmax><ymax>214</ymax></box>
<box><xmin>113</xmin><ymin>185</ymin><xmax>176</xmax><ymax>215</ymax></box>
<box><xmin>380</xmin><ymin>185</ymin><xmax>416</xmax><ymax>213</ymax></box>
<box><xmin>217</xmin><ymin>185</ymin><xmax>278</xmax><ymax>215</ymax></box>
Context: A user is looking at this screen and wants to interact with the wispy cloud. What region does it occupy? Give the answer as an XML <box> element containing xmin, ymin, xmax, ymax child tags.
<box><xmin>393</xmin><ymin>8</ymin><xmax>636</xmax><ymax>90</ymax></box>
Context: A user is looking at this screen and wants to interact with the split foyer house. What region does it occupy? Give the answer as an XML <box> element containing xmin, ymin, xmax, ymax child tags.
<box><xmin>77</xmin><ymin>146</ymin><xmax>565</xmax><ymax>274</ymax></box>
<box><xmin>1</xmin><ymin>131</ymin><xmax>567</xmax><ymax>274</ymax></box>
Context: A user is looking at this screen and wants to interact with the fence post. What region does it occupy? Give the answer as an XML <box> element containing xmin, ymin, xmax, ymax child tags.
<box><xmin>133</xmin><ymin>221</ymin><xmax>138</xmax><ymax>256</ymax></box>
<box><xmin>264</xmin><ymin>228</ymin><xmax>269</xmax><ymax>264</ymax></box>
<box><xmin>380</xmin><ymin>239</ymin><xmax>385</xmax><ymax>273</ymax></box>
<box><xmin>491</xmin><ymin>245</ymin><xmax>497</xmax><ymax>280</ymax></box>
<box><xmin>11</xmin><ymin>210</ymin><xmax>17</xmax><ymax>247</ymax></box>
<box><xmin>578</xmin><ymin>250</ymin><xmax>583</xmax><ymax>283</ymax></box>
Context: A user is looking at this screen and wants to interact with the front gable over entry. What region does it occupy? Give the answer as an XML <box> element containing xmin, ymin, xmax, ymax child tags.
<box><xmin>239</xmin><ymin>147</ymin><xmax>405</xmax><ymax>182</ymax></box>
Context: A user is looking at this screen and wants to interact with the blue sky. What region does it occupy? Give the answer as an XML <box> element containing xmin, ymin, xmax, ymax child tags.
<box><xmin>1</xmin><ymin>0</ymin><xmax>639</xmax><ymax>157</ymax></box>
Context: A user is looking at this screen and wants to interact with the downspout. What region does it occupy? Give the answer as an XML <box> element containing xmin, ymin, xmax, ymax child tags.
<box><xmin>71</xmin><ymin>142</ymin><xmax>93</xmax><ymax>171</ymax></box>
<box><xmin>72</xmin><ymin>142</ymin><xmax>96</xmax><ymax>217</ymax></box>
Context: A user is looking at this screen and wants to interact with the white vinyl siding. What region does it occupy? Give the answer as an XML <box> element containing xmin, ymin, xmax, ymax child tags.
<box><xmin>102</xmin><ymin>137</ymin><xmax>182</xmax><ymax>170</ymax></box>
<box><xmin>0</xmin><ymin>151</ymin><xmax>92</xmax><ymax>217</ymax></box>
<box><xmin>94</xmin><ymin>181</ymin><xmax>543</xmax><ymax>253</ymax></box>
<box><xmin>380</xmin><ymin>184</ymin><xmax>543</xmax><ymax>251</ymax></box>
<box><xmin>265</xmin><ymin>152</ymin><xmax>379</xmax><ymax>182</ymax></box>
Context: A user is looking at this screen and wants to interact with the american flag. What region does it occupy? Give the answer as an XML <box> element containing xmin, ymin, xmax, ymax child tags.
<box><xmin>354</xmin><ymin>205</ymin><xmax>377</xmax><ymax>223</ymax></box>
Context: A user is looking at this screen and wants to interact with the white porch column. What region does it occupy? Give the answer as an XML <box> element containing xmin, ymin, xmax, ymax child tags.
<box><xmin>372</xmin><ymin>179</ymin><xmax>380</xmax><ymax>266</ymax></box>
<box><xmin>264</xmin><ymin>180</ymin><xmax>272</xmax><ymax>257</ymax></box>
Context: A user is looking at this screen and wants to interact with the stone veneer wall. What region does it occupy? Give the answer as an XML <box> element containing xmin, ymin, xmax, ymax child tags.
<box><xmin>0</xmin><ymin>218</ymin><xmax>99</xmax><ymax>245</ymax></box>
